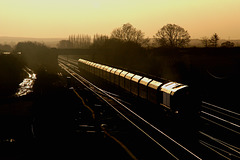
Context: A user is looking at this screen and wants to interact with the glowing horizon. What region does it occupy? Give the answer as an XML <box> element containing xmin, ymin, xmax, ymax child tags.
<box><xmin>0</xmin><ymin>0</ymin><xmax>240</xmax><ymax>39</ymax></box>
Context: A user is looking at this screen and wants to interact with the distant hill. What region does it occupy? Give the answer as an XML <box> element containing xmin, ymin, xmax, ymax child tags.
<box><xmin>0</xmin><ymin>36</ymin><xmax>65</xmax><ymax>48</ymax></box>
<box><xmin>1</xmin><ymin>36</ymin><xmax>240</xmax><ymax>48</ymax></box>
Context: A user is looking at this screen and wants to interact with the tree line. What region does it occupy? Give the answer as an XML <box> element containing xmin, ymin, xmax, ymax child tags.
<box><xmin>201</xmin><ymin>33</ymin><xmax>235</xmax><ymax>48</ymax></box>
<box><xmin>15</xmin><ymin>41</ymin><xmax>58</xmax><ymax>73</ymax></box>
<box><xmin>57</xmin><ymin>23</ymin><xmax>236</xmax><ymax>49</ymax></box>
<box><xmin>0</xmin><ymin>44</ymin><xmax>13</xmax><ymax>52</ymax></box>
<box><xmin>9</xmin><ymin>23</ymin><xmax>239</xmax><ymax>87</ymax></box>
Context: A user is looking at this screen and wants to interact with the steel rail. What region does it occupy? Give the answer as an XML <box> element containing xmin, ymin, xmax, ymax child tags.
<box><xmin>199</xmin><ymin>140</ymin><xmax>232</xmax><ymax>160</ymax></box>
<box><xmin>60</xmin><ymin>56</ymin><xmax>239</xmax><ymax>160</ymax></box>
<box><xmin>59</xmin><ymin>60</ymin><xmax>202</xmax><ymax>159</ymax></box>
<box><xmin>201</xmin><ymin>111</ymin><xmax>240</xmax><ymax>128</ymax></box>
<box><xmin>59</xmin><ymin>62</ymin><xmax>180</xmax><ymax>159</ymax></box>
<box><xmin>58</xmin><ymin>59</ymin><xmax>120</xmax><ymax>98</ymax></box>
<box><xmin>201</xmin><ymin>105</ymin><xmax>240</xmax><ymax>121</ymax></box>
<box><xmin>200</xmin><ymin>101</ymin><xmax>240</xmax><ymax>134</ymax></box>
<box><xmin>202</xmin><ymin>101</ymin><xmax>240</xmax><ymax>116</ymax></box>
<box><xmin>200</xmin><ymin>116</ymin><xmax>240</xmax><ymax>135</ymax></box>
<box><xmin>199</xmin><ymin>131</ymin><xmax>240</xmax><ymax>155</ymax></box>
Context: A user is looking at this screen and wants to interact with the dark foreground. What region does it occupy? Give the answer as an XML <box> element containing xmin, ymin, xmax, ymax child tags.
<box><xmin>0</xmin><ymin>70</ymin><xmax>133</xmax><ymax>159</ymax></box>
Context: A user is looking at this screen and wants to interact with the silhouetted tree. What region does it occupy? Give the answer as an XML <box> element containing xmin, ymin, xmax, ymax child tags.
<box><xmin>209</xmin><ymin>33</ymin><xmax>219</xmax><ymax>47</ymax></box>
<box><xmin>111</xmin><ymin>23</ymin><xmax>145</xmax><ymax>45</ymax></box>
<box><xmin>91</xmin><ymin>34</ymin><xmax>109</xmax><ymax>48</ymax></box>
<box><xmin>15</xmin><ymin>41</ymin><xmax>57</xmax><ymax>73</ymax></box>
<box><xmin>0</xmin><ymin>44</ymin><xmax>12</xmax><ymax>51</ymax></box>
<box><xmin>140</xmin><ymin>38</ymin><xmax>151</xmax><ymax>48</ymax></box>
<box><xmin>201</xmin><ymin>37</ymin><xmax>210</xmax><ymax>47</ymax></box>
<box><xmin>221</xmin><ymin>41</ymin><xmax>235</xmax><ymax>48</ymax></box>
<box><xmin>154</xmin><ymin>24</ymin><xmax>190</xmax><ymax>48</ymax></box>
<box><xmin>57</xmin><ymin>40</ymin><xmax>73</xmax><ymax>48</ymax></box>
<box><xmin>68</xmin><ymin>34</ymin><xmax>91</xmax><ymax>48</ymax></box>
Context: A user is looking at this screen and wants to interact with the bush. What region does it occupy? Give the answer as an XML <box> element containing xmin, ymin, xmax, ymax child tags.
<box><xmin>15</xmin><ymin>41</ymin><xmax>58</xmax><ymax>73</ymax></box>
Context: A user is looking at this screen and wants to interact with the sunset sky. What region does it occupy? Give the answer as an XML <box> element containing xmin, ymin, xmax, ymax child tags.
<box><xmin>0</xmin><ymin>0</ymin><xmax>240</xmax><ymax>39</ymax></box>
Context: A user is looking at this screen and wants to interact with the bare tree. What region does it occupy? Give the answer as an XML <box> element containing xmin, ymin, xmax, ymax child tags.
<box><xmin>111</xmin><ymin>23</ymin><xmax>145</xmax><ymax>44</ymax></box>
<box><xmin>209</xmin><ymin>33</ymin><xmax>220</xmax><ymax>47</ymax></box>
<box><xmin>68</xmin><ymin>34</ymin><xmax>91</xmax><ymax>49</ymax></box>
<box><xmin>0</xmin><ymin>44</ymin><xmax>12</xmax><ymax>51</ymax></box>
<box><xmin>57</xmin><ymin>40</ymin><xmax>73</xmax><ymax>49</ymax></box>
<box><xmin>91</xmin><ymin>34</ymin><xmax>109</xmax><ymax>48</ymax></box>
<box><xmin>154</xmin><ymin>24</ymin><xmax>190</xmax><ymax>48</ymax></box>
<box><xmin>221</xmin><ymin>41</ymin><xmax>235</xmax><ymax>48</ymax></box>
<box><xmin>201</xmin><ymin>37</ymin><xmax>210</xmax><ymax>47</ymax></box>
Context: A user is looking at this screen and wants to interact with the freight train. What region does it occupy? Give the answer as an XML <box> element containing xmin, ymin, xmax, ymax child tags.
<box><xmin>78</xmin><ymin>58</ymin><xmax>192</xmax><ymax>115</ymax></box>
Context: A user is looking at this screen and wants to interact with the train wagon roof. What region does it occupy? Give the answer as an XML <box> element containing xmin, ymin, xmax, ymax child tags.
<box><xmin>99</xmin><ymin>65</ymin><xmax>107</xmax><ymax>69</ymax></box>
<box><xmin>125</xmin><ymin>73</ymin><xmax>135</xmax><ymax>80</ymax></box>
<box><xmin>86</xmin><ymin>61</ymin><xmax>91</xmax><ymax>65</ymax></box>
<box><xmin>171</xmin><ymin>85</ymin><xmax>188</xmax><ymax>95</ymax></box>
<box><xmin>94</xmin><ymin>63</ymin><xmax>101</xmax><ymax>68</ymax></box>
<box><xmin>103</xmin><ymin>66</ymin><xmax>110</xmax><ymax>71</ymax></box>
<box><xmin>110</xmin><ymin>68</ymin><xmax>118</xmax><ymax>73</ymax></box>
<box><xmin>161</xmin><ymin>82</ymin><xmax>187</xmax><ymax>95</ymax></box>
<box><xmin>106</xmin><ymin>67</ymin><xmax>113</xmax><ymax>72</ymax></box>
<box><xmin>148</xmin><ymin>80</ymin><xmax>163</xmax><ymax>90</ymax></box>
<box><xmin>89</xmin><ymin>62</ymin><xmax>95</xmax><ymax>66</ymax></box>
<box><xmin>120</xmin><ymin>71</ymin><xmax>128</xmax><ymax>77</ymax></box>
<box><xmin>139</xmin><ymin>77</ymin><xmax>152</xmax><ymax>86</ymax></box>
<box><xmin>78</xmin><ymin>59</ymin><xmax>84</xmax><ymax>63</ymax></box>
<box><xmin>131</xmin><ymin>75</ymin><xmax>142</xmax><ymax>83</ymax></box>
<box><xmin>92</xmin><ymin>63</ymin><xmax>98</xmax><ymax>67</ymax></box>
<box><xmin>96</xmin><ymin>64</ymin><xmax>103</xmax><ymax>69</ymax></box>
<box><xmin>114</xmin><ymin>69</ymin><xmax>123</xmax><ymax>75</ymax></box>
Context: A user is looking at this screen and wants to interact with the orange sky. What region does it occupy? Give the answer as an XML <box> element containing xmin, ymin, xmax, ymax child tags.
<box><xmin>0</xmin><ymin>0</ymin><xmax>240</xmax><ymax>39</ymax></box>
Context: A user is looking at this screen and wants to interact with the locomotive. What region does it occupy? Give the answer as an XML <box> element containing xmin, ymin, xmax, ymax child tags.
<box><xmin>78</xmin><ymin>58</ymin><xmax>192</xmax><ymax>115</ymax></box>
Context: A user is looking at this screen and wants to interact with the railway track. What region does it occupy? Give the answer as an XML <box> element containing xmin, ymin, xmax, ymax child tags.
<box><xmin>58</xmin><ymin>57</ymin><xmax>201</xmax><ymax>159</ymax></box>
<box><xmin>58</xmin><ymin>56</ymin><xmax>240</xmax><ymax>159</ymax></box>
<box><xmin>199</xmin><ymin>101</ymin><xmax>240</xmax><ymax>159</ymax></box>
